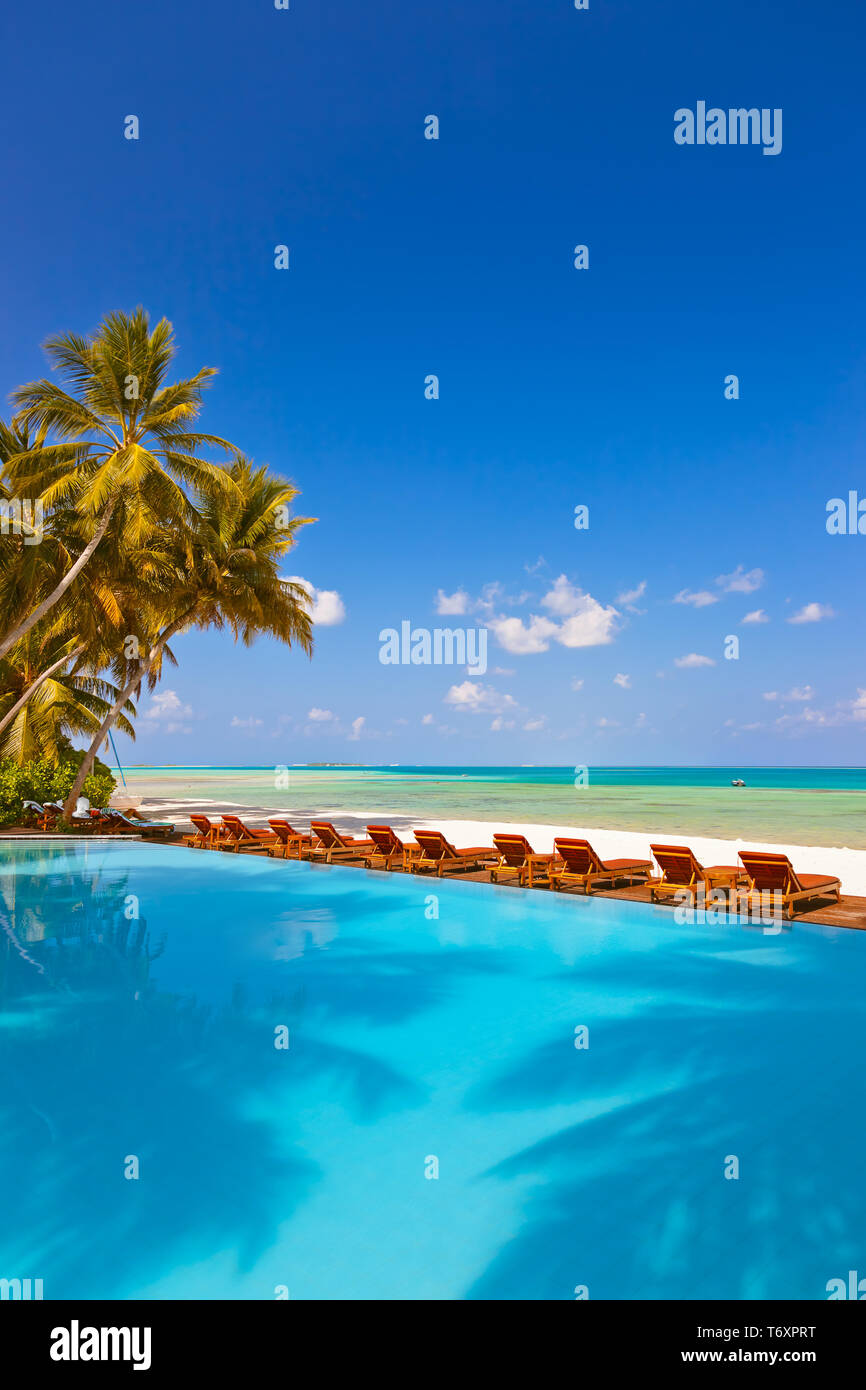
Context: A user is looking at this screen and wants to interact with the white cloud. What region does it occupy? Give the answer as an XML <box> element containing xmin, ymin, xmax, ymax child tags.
<box><xmin>421</xmin><ymin>713</ymin><xmax>434</xmax><ymax>725</ymax></box>
<box><xmin>523</xmin><ymin>717</ymin><xmax>545</xmax><ymax>731</ymax></box>
<box><xmin>492</xmin><ymin>666</ymin><xmax>515</xmax><ymax>676</ymax></box>
<box><xmin>616</xmin><ymin>580</ymin><xmax>646</xmax><ymax>607</ymax></box>
<box><xmin>348</xmin><ymin>716</ymin><xmax>365</xmax><ymax>741</ymax></box>
<box><xmin>613</xmin><ymin>673</ymin><xmax>631</xmax><ymax>689</ymax></box>
<box><xmin>571</xmin><ymin>678</ymin><xmax>584</xmax><ymax>691</ymax></box>
<box><xmin>444</xmin><ymin>681</ymin><xmax>518</xmax><ymax>715</ymax></box>
<box><xmin>717</xmin><ymin>565</ymin><xmax>765</xmax><ymax>594</ymax></box>
<box><xmin>490</xmin><ymin>717</ymin><xmax>516</xmax><ymax>732</ymax></box>
<box><xmin>435</xmin><ymin>588</ymin><xmax>469</xmax><ymax>615</ymax></box>
<box><xmin>850</xmin><ymin>690</ymin><xmax>866</xmax><ymax>721</ymax></box>
<box><xmin>473</xmin><ymin>582</ymin><xmax>507</xmax><ymax>615</ymax></box>
<box><xmin>772</xmin><ymin>688</ymin><xmax>866</xmax><ymax>733</ymax></box>
<box><xmin>555</xmin><ymin>596</ymin><xmax>619</xmax><ymax>649</ymax></box>
<box><xmin>139</xmin><ymin>689</ymin><xmax>193</xmax><ymax>736</ymax></box>
<box><xmin>231</xmin><ymin>715</ymin><xmax>263</xmax><ymax>728</ymax></box>
<box><xmin>285</xmin><ymin>576</ymin><xmax>346</xmax><ymax>626</ymax></box>
<box><xmin>788</xmin><ymin>603</ymin><xmax>835</xmax><ymax>625</ymax></box>
<box><xmin>742</xmin><ymin>609</ymin><xmax>769</xmax><ymax>624</ymax></box>
<box><xmin>541</xmin><ymin>574</ymin><xmax>587</xmax><ymax>616</ymax></box>
<box><xmin>142</xmin><ymin>690</ymin><xmax>193</xmax><ymax>720</ymax></box>
<box><xmin>762</xmin><ymin>691</ymin><xmax>779</xmax><ymax>702</ymax></box>
<box><xmin>597</xmin><ymin>716</ymin><xmax>619</xmax><ymax>727</ymax></box>
<box><xmin>674</xmin><ymin>589</ymin><xmax>718</xmax><ymax>608</ymax></box>
<box><xmin>674</xmin><ymin>653</ymin><xmax>716</xmax><ymax>668</ymax></box>
<box><xmin>774</xmin><ymin>707</ymin><xmax>828</xmax><ymax>730</ymax></box>
<box><xmin>487</xmin><ymin>614</ymin><xmax>558</xmax><ymax>654</ymax></box>
<box><xmin>538</xmin><ymin>577</ymin><xmax>620</xmax><ymax>647</ymax></box>
<box><xmin>307</xmin><ymin>707</ymin><xmax>334</xmax><ymax>721</ymax></box>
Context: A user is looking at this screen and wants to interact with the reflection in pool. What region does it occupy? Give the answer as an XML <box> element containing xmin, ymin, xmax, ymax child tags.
<box><xmin>0</xmin><ymin>840</ymin><xmax>864</xmax><ymax>1300</ymax></box>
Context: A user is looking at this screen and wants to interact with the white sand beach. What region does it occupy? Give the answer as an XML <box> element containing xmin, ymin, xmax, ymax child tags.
<box><xmin>135</xmin><ymin>794</ymin><xmax>866</xmax><ymax>896</ymax></box>
<box><xmin>417</xmin><ymin>818</ymin><xmax>866</xmax><ymax>897</ymax></box>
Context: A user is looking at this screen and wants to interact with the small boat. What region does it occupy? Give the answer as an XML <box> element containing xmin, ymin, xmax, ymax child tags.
<box><xmin>731</xmin><ymin>778</ymin><xmax>746</xmax><ymax>787</ymax></box>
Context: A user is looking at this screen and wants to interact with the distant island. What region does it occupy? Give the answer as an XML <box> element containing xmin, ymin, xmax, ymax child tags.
<box><xmin>299</xmin><ymin>762</ymin><xmax>365</xmax><ymax>768</ymax></box>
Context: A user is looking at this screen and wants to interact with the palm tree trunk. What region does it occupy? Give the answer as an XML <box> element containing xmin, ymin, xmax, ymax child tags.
<box><xmin>0</xmin><ymin>497</ymin><xmax>116</xmax><ymax>662</ymax></box>
<box><xmin>0</xmin><ymin>643</ymin><xmax>87</xmax><ymax>738</ymax></box>
<box><xmin>62</xmin><ymin>612</ymin><xmax>193</xmax><ymax>818</ymax></box>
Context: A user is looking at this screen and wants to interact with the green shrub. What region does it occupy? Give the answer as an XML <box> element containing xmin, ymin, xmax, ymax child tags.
<box><xmin>0</xmin><ymin>746</ymin><xmax>116</xmax><ymax>827</ymax></box>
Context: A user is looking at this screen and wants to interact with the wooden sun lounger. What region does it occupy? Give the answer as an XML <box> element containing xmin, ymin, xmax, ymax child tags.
<box><xmin>490</xmin><ymin>833</ymin><xmax>556</xmax><ymax>888</ymax></box>
<box><xmin>219</xmin><ymin>814</ymin><xmax>278</xmax><ymax>852</ymax></box>
<box><xmin>267</xmin><ymin>819</ymin><xmax>314</xmax><ymax>859</ymax></box>
<box><xmin>549</xmin><ymin>837</ymin><xmax>653</xmax><ymax>895</ymax></box>
<box><xmin>182</xmin><ymin>814</ymin><xmax>231</xmax><ymax>849</ymax></box>
<box><xmin>365</xmin><ymin>824</ymin><xmax>421</xmax><ymax>871</ymax></box>
<box><xmin>69</xmin><ymin>807</ymin><xmax>114</xmax><ymax>833</ymax></box>
<box><xmin>650</xmin><ymin>843</ymin><xmax>744</xmax><ymax>905</ymax></box>
<box><xmin>738</xmin><ymin>850</ymin><xmax>842</xmax><ymax>920</ymax></box>
<box><xmin>308</xmin><ymin>821</ymin><xmax>376</xmax><ymax>864</ymax></box>
<box><xmin>105</xmin><ymin>809</ymin><xmax>176</xmax><ymax>836</ymax></box>
<box><xmin>23</xmin><ymin>800</ymin><xmax>63</xmax><ymax>831</ymax></box>
<box><xmin>410</xmin><ymin>830</ymin><xmax>497</xmax><ymax>877</ymax></box>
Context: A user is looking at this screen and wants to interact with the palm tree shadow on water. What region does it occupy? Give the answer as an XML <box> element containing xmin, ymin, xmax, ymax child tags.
<box><xmin>0</xmin><ymin>848</ymin><xmax>469</xmax><ymax>1297</ymax></box>
<box><xmin>462</xmin><ymin>942</ymin><xmax>866</xmax><ymax>1300</ymax></box>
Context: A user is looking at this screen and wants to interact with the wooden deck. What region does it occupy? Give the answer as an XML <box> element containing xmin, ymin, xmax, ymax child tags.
<box><xmin>382</xmin><ymin>867</ymin><xmax>866</xmax><ymax>930</ymax></box>
<box><xmin>4</xmin><ymin>829</ymin><xmax>864</xmax><ymax>931</ymax></box>
<box><xmin>173</xmin><ymin>843</ymin><xmax>866</xmax><ymax>931</ymax></box>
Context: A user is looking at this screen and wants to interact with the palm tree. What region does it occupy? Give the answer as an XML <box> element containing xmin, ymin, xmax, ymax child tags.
<box><xmin>61</xmin><ymin>459</ymin><xmax>315</xmax><ymax>816</ymax></box>
<box><xmin>0</xmin><ymin>307</ymin><xmax>240</xmax><ymax>661</ymax></box>
<box><xmin>0</xmin><ymin>633</ymin><xmax>87</xmax><ymax>743</ymax></box>
<box><xmin>0</xmin><ymin>626</ymin><xmax>136</xmax><ymax>764</ymax></box>
<box><xmin>0</xmin><ymin>494</ymin><xmax>142</xmax><ymax>740</ymax></box>
<box><xmin>0</xmin><ymin>418</ymin><xmax>76</xmax><ymax>642</ymax></box>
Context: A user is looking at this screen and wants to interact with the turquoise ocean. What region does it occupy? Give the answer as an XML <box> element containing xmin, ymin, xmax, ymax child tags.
<box><xmin>122</xmin><ymin>765</ymin><xmax>866</xmax><ymax>850</ymax></box>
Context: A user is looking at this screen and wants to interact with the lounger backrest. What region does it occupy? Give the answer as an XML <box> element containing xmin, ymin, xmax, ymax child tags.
<box><xmin>414</xmin><ymin>830</ymin><xmax>454</xmax><ymax>860</ymax></box>
<box><xmin>739</xmin><ymin>851</ymin><xmax>798</xmax><ymax>892</ymax></box>
<box><xmin>367</xmin><ymin>825</ymin><xmax>400</xmax><ymax>853</ymax></box>
<box><xmin>190</xmin><ymin>815</ymin><xmax>214</xmax><ymax>837</ymax></box>
<box><xmin>553</xmin><ymin>838</ymin><xmax>602</xmax><ymax>873</ymax></box>
<box><xmin>221</xmin><ymin>815</ymin><xmax>250</xmax><ymax>841</ymax></box>
<box><xmin>651</xmin><ymin>843</ymin><xmax>702</xmax><ymax>884</ymax></box>
<box><xmin>310</xmin><ymin>821</ymin><xmax>343</xmax><ymax>849</ymax></box>
<box><xmin>268</xmin><ymin>819</ymin><xmax>300</xmax><ymax>843</ymax></box>
<box><xmin>493</xmin><ymin>833</ymin><xmax>532</xmax><ymax>865</ymax></box>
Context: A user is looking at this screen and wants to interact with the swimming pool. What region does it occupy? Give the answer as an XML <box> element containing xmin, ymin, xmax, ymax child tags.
<box><xmin>0</xmin><ymin>840</ymin><xmax>863</xmax><ymax>1300</ymax></box>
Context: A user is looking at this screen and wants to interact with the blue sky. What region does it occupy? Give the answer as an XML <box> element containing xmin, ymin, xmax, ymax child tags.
<box><xmin>2</xmin><ymin>0</ymin><xmax>865</xmax><ymax>765</ymax></box>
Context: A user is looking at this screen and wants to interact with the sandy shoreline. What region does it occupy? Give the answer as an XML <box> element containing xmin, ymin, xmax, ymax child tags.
<box><xmin>133</xmin><ymin>795</ymin><xmax>866</xmax><ymax>896</ymax></box>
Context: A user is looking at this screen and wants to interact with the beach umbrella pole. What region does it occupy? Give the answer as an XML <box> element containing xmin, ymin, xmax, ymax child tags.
<box><xmin>107</xmin><ymin>729</ymin><xmax>128</xmax><ymax>789</ymax></box>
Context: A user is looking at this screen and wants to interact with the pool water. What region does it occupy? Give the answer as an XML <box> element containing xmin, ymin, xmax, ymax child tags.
<box><xmin>0</xmin><ymin>840</ymin><xmax>863</xmax><ymax>1301</ymax></box>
